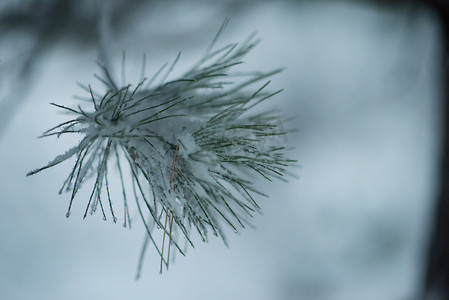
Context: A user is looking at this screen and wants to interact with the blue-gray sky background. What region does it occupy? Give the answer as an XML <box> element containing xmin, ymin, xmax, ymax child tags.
<box><xmin>0</xmin><ymin>1</ymin><xmax>442</xmax><ymax>299</ymax></box>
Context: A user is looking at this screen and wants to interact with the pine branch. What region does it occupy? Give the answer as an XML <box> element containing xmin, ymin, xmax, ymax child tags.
<box><xmin>27</xmin><ymin>21</ymin><xmax>296</xmax><ymax>275</ymax></box>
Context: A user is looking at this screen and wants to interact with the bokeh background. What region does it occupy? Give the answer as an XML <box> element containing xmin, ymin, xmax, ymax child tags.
<box><xmin>0</xmin><ymin>1</ymin><xmax>445</xmax><ymax>299</ymax></box>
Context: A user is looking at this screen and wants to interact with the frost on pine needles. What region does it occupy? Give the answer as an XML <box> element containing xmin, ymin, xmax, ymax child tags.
<box><xmin>27</xmin><ymin>22</ymin><xmax>296</xmax><ymax>275</ymax></box>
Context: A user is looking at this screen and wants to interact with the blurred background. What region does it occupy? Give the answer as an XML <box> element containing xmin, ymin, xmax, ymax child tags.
<box><xmin>0</xmin><ymin>0</ymin><xmax>447</xmax><ymax>299</ymax></box>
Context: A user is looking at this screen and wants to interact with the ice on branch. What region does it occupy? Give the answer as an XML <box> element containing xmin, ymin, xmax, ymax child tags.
<box><xmin>27</xmin><ymin>20</ymin><xmax>296</xmax><ymax>275</ymax></box>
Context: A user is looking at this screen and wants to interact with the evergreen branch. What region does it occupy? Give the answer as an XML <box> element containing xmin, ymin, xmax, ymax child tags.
<box><xmin>27</xmin><ymin>20</ymin><xmax>296</xmax><ymax>276</ymax></box>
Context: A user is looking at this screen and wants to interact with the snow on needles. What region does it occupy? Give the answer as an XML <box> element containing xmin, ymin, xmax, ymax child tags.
<box><xmin>27</xmin><ymin>20</ymin><xmax>296</xmax><ymax>274</ymax></box>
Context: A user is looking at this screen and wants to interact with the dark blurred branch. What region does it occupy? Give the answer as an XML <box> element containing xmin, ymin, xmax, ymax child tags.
<box><xmin>424</xmin><ymin>1</ymin><xmax>449</xmax><ymax>299</ymax></box>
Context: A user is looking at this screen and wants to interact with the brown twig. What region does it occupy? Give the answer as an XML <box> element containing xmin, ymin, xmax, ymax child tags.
<box><xmin>160</xmin><ymin>145</ymin><xmax>179</xmax><ymax>273</ymax></box>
